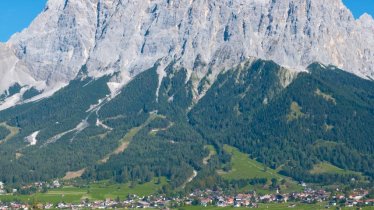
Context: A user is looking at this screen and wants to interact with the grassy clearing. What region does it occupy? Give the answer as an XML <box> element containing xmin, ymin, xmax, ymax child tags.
<box><xmin>99</xmin><ymin>113</ymin><xmax>164</xmax><ymax>163</ymax></box>
<box><xmin>149</xmin><ymin>122</ymin><xmax>174</xmax><ymax>136</ymax></box>
<box><xmin>315</xmin><ymin>88</ymin><xmax>336</xmax><ymax>105</ymax></box>
<box><xmin>219</xmin><ymin>145</ymin><xmax>283</xmax><ymax>180</ymax></box>
<box><xmin>313</xmin><ymin>140</ymin><xmax>342</xmax><ymax>147</ymax></box>
<box><xmin>0</xmin><ymin>122</ymin><xmax>20</xmax><ymax>144</ymax></box>
<box><xmin>218</xmin><ymin>145</ymin><xmax>302</xmax><ymax>193</ymax></box>
<box><xmin>323</xmin><ymin>123</ymin><xmax>334</xmax><ymax>132</ymax></box>
<box><xmin>310</xmin><ymin>162</ymin><xmax>361</xmax><ymax>176</ymax></box>
<box><xmin>86</xmin><ymin>177</ymin><xmax>167</xmax><ymax>201</ymax></box>
<box><xmin>0</xmin><ymin>190</ymin><xmax>84</xmax><ymax>204</ymax></box>
<box><xmin>63</xmin><ymin>169</ymin><xmax>86</xmax><ymax>180</ymax></box>
<box><xmin>203</xmin><ymin>145</ymin><xmax>217</xmax><ymax>165</ymax></box>
<box><xmin>287</xmin><ymin>101</ymin><xmax>305</xmax><ymax>122</ymax></box>
<box><xmin>0</xmin><ymin>178</ymin><xmax>167</xmax><ymax>204</ymax></box>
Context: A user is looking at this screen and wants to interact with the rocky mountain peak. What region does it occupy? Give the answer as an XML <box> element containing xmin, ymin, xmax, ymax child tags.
<box><xmin>0</xmin><ymin>0</ymin><xmax>373</xmax><ymax>108</ymax></box>
<box><xmin>8</xmin><ymin>0</ymin><xmax>98</xmax><ymax>83</ymax></box>
<box><xmin>359</xmin><ymin>13</ymin><xmax>374</xmax><ymax>27</ymax></box>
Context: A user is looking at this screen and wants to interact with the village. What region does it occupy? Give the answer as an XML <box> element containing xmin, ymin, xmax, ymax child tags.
<box><xmin>0</xmin><ymin>180</ymin><xmax>373</xmax><ymax>210</ymax></box>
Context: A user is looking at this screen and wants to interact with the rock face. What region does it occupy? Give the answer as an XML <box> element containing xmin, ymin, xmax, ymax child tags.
<box><xmin>0</xmin><ymin>43</ymin><xmax>40</xmax><ymax>92</ymax></box>
<box><xmin>8</xmin><ymin>0</ymin><xmax>98</xmax><ymax>84</ymax></box>
<box><xmin>1</xmin><ymin>0</ymin><xmax>374</xmax><ymax>105</ymax></box>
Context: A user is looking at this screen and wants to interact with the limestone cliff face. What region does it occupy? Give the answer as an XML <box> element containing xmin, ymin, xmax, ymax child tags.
<box><xmin>1</xmin><ymin>0</ymin><xmax>373</xmax><ymax>107</ymax></box>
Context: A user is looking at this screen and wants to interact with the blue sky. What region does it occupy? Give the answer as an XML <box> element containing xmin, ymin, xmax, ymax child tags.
<box><xmin>0</xmin><ymin>0</ymin><xmax>47</xmax><ymax>42</ymax></box>
<box><xmin>0</xmin><ymin>0</ymin><xmax>373</xmax><ymax>42</ymax></box>
<box><xmin>343</xmin><ymin>0</ymin><xmax>374</xmax><ymax>18</ymax></box>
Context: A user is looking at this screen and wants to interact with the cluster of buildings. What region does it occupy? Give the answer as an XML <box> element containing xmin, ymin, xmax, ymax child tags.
<box><xmin>0</xmin><ymin>180</ymin><xmax>61</xmax><ymax>196</ymax></box>
<box><xmin>182</xmin><ymin>188</ymin><xmax>332</xmax><ymax>208</ymax></box>
<box><xmin>54</xmin><ymin>196</ymin><xmax>171</xmax><ymax>209</ymax></box>
<box><xmin>0</xmin><ymin>202</ymin><xmax>31</xmax><ymax>210</ymax></box>
<box><xmin>0</xmin><ymin>195</ymin><xmax>171</xmax><ymax>210</ymax></box>
<box><xmin>188</xmin><ymin>188</ymin><xmax>373</xmax><ymax>209</ymax></box>
<box><xmin>0</xmin><ymin>182</ymin><xmax>373</xmax><ymax>209</ymax></box>
<box><xmin>328</xmin><ymin>189</ymin><xmax>374</xmax><ymax>208</ymax></box>
<box><xmin>22</xmin><ymin>180</ymin><xmax>61</xmax><ymax>191</ymax></box>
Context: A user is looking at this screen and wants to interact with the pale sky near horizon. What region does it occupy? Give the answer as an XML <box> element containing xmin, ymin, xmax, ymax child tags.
<box><xmin>0</xmin><ymin>0</ymin><xmax>373</xmax><ymax>42</ymax></box>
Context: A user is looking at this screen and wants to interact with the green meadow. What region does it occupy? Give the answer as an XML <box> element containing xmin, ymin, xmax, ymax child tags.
<box><xmin>0</xmin><ymin>177</ymin><xmax>167</xmax><ymax>204</ymax></box>
<box><xmin>219</xmin><ymin>145</ymin><xmax>283</xmax><ymax>180</ymax></box>
<box><xmin>218</xmin><ymin>145</ymin><xmax>302</xmax><ymax>193</ymax></box>
<box><xmin>310</xmin><ymin>162</ymin><xmax>362</xmax><ymax>176</ymax></box>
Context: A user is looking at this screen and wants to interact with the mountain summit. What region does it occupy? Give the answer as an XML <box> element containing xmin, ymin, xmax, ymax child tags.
<box><xmin>1</xmin><ymin>0</ymin><xmax>374</xmax><ymax>107</ymax></box>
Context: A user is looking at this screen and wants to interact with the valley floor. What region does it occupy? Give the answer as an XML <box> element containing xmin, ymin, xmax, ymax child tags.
<box><xmin>1</xmin><ymin>145</ymin><xmax>372</xmax><ymax>210</ymax></box>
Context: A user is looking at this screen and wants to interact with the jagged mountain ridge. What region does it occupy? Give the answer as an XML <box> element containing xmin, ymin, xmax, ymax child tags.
<box><xmin>0</xmin><ymin>0</ymin><xmax>374</xmax><ymax>109</ymax></box>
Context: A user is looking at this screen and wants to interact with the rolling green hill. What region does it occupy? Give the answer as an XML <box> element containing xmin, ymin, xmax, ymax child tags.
<box><xmin>218</xmin><ymin>145</ymin><xmax>283</xmax><ymax>180</ymax></box>
<box><xmin>215</xmin><ymin>145</ymin><xmax>302</xmax><ymax>194</ymax></box>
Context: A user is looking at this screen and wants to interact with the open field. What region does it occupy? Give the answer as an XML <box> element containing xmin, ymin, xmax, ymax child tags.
<box><xmin>287</xmin><ymin>101</ymin><xmax>306</xmax><ymax>122</ymax></box>
<box><xmin>310</xmin><ymin>162</ymin><xmax>362</xmax><ymax>176</ymax></box>
<box><xmin>218</xmin><ymin>145</ymin><xmax>284</xmax><ymax>180</ymax></box>
<box><xmin>218</xmin><ymin>145</ymin><xmax>302</xmax><ymax>194</ymax></box>
<box><xmin>315</xmin><ymin>88</ymin><xmax>337</xmax><ymax>105</ymax></box>
<box><xmin>63</xmin><ymin>169</ymin><xmax>86</xmax><ymax>180</ymax></box>
<box><xmin>203</xmin><ymin>145</ymin><xmax>217</xmax><ymax>165</ymax></box>
<box><xmin>86</xmin><ymin>178</ymin><xmax>166</xmax><ymax>200</ymax></box>
<box><xmin>0</xmin><ymin>178</ymin><xmax>167</xmax><ymax>204</ymax></box>
<box><xmin>100</xmin><ymin>113</ymin><xmax>163</xmax><ymax>163</ymax></box>
<box><xmin>0</xmin><ymin>122</ymin><xmax>20</xmax><ymax>144</ymax></box>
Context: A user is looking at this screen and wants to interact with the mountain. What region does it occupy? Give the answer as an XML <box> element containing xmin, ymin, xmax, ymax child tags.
<box><xmin>0</xmin><ymin>0</ymin><xmax>373</xmax><ymax>189</ymax></box>
<box><xmin>1</xmin><ymin>0</ymin><xmax>374</xmax><ymax>109</ymax></box>
<box><xmin>0</xmin><ymin>59</ymin><xmax>373</xmax><ymax>187</ymax></box>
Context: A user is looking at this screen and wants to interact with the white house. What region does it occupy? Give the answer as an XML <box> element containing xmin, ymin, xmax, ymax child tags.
<box><xmin>0</xmin><ymin>181</ymin><xmax>5</xmax><ymax>194</ymax></box>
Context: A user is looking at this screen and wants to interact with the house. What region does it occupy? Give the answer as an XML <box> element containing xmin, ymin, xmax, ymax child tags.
<box><xmin>235</xmin><ymin>194</ymin><xmax>244</xmax><ymax>202</ymax></box>
<box><xmin>364</xmin><ymin>199</ymin><xmax>374</xmax><ymax>205</ymax></box>
<box><xmin>0</xmin><ymin>182</ymin><xmax>4</xmax><ymax>194</ymax></box>
<box><xmin>345</xmin><ymin>200</ymin><xmax>354</xmax><ymax>207</ymax></box>
<box><xmin>217</xmin><ymin>197</ymin><xmax>227</xmax><ymax>207</ymax></box>
<box><xmin>276</xmin><ymin>194</ymin><xmax>285</xmax><ymax>202</ymax></box>
<box><xmin>184</xmin><ymin>199</ymin><xmax>193</xmax><ymax>205</ymax></box>
<box><xmin>226</xmin><ymin>197</ymin><xmax>234</xmax><ymax>205</ymax></box>
<box><xmin>260</xmin><ymin>195</ymin><xmax>272</xmax><ymax>202</ymax></box>
<box><xmin>329</xmin><ymin>200</ymin><xmax>337</xmax><ymax>206</ymax></box>
<box><xmin>52</xmin><ymin>180</ymin><xmax>61</xmax><ymax>188</ymax></box>
<box><xmin>45</xmin><ymin>203</ymin><xmax>54</xmax><ymax>209</ymax></box>
<box><xmin>57</xmin><ymin>203</ymin><xmax>67</xmax><ymax>208</ymax></box>
<box><xmin>153</xmin><ymin>199</ymin><xmax>167</xmax><ymax>207</ymax></box>
<box><xmin>137</xmin><ymin>201</ymin><xmax>150</xmax><ymax>208</ymax></box>
<box><xmin>200</xmin><ymin>198</ymin><xmax>211</xmax><ymax>207</ymax></box>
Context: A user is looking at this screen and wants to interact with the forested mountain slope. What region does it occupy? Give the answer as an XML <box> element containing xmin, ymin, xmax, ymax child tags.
<box><xmin>1</xmin><ymin>0</ymin><xmax>374</xmax><ymax>110</ymax></box>
<box><xmin>0</xmin><ymin>59</ymin><xmax>372</xmax><ymax>188</ymax></box>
